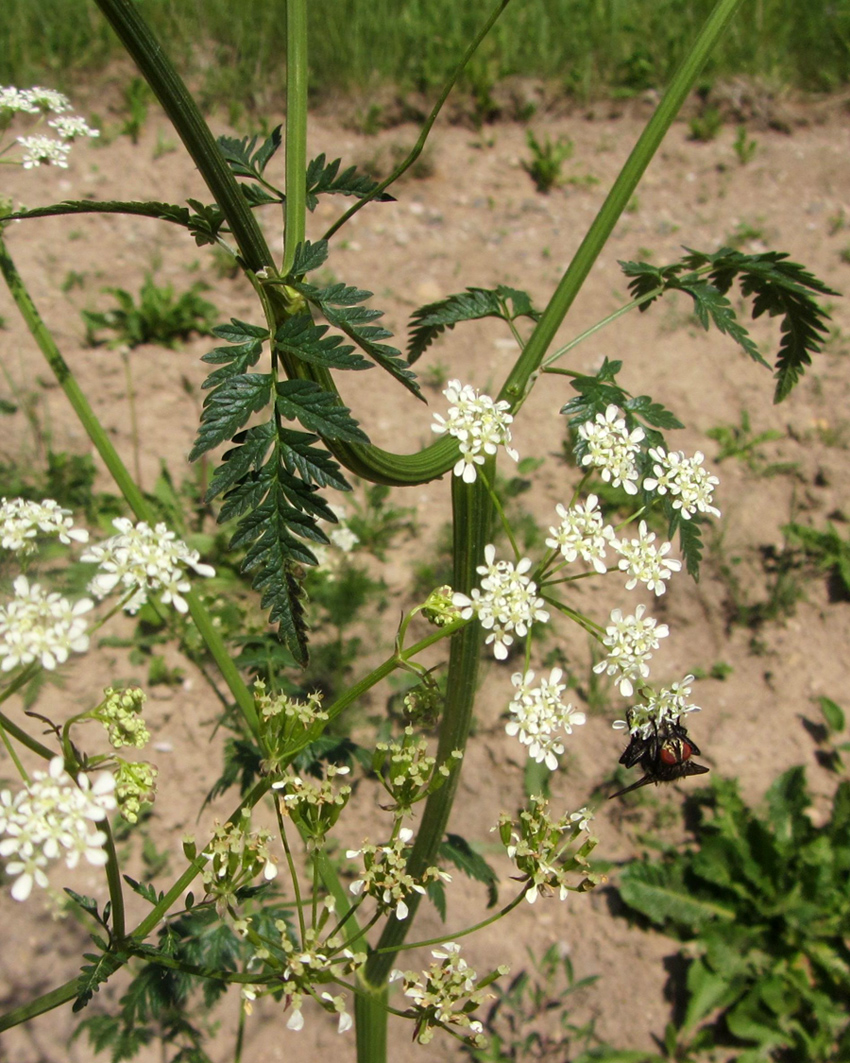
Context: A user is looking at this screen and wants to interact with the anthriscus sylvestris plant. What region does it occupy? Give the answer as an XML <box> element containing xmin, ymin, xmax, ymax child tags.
<box><xmin>0</xmin><ymin>0</ymin><xmax>840</xmax><ymax>1059</ymax></box>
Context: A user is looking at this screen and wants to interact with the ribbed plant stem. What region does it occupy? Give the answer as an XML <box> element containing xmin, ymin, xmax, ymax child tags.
<box><xmin>354</xmin><ymin>469</ymin><xmax>491</xmax><ymax>1060</ymax></box>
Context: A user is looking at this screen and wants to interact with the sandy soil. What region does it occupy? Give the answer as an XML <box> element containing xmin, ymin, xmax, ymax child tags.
<box><xmin>1</xmin><ymin>91</ymin><xmax>849</xmax><ymax>1062</ymax></box>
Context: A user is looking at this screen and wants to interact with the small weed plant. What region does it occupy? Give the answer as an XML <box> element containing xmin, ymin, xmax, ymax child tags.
<box><xmin>618</xmin><ymin>770</ymin><xmax>850</xmax><ymax>1062</ymax></box>
<box><xmin>521</xmin><ymin>129</ymin><xmax>574</xmax><ymax>193</ymax></box>
<box><xmin>0</xmin><ymin>2</ymin><xmax>841</xmax><ymax>1061</ymax></box>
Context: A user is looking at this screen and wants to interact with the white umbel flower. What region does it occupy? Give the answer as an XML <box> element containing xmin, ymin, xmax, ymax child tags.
<box><xmin>506</xmin><ymin>669</ymin><xmax>586</xmax><ymax>770</ymax></box>
<box><xmin>0</xmin><ymin>757</ymin><xmax>116</xmax><ymax>901</ymax></box>
<box><xmin>576</xmin><ymin>405</ymin><xmax>644</xmax><ymax>495</ymax></box>
<box><xmin>432</xmin><ymin>379</ymin><xmax>519</xmax><ymax>483</ymax></box>
<box><xmin>612</xmin><ymin>520</ymin><xmax>682</xmax><ymax>595</ymax></box>
<box><xmin>643</xmin><ymin>448</ymin><xmax>720</xmax><ymax>519</ymax></box>
<box><xmin>0</xmin><ymin>576</ymin><xmax>92</xmax><ymax>672</ymax></box>
<box><xmin>16</xmin><ymin>134</ymin><xmax>72</xmax><ymax>169</ymax></box>
<box><xmin>452</xmin><ymin>545</ymin><xmax>549</xmax><ymax>660</ymax></box>
<box><xmin>593</xmin><ymin>604</ymin><xmax>669</xmax><ymax>696</ymax></box>
<box><xmin>0</xmin><ymin>86</ymin><xmax>42</xmax><ymax>114</ymax></box>
<box><xmin>545</xmin><ymin>494</ymin><xmax>616</xmax><ymax>573</ymax></box>
<box><xmin>48</xmin><ymin>115</ymin><xmax>99</xmax><ymax>140</ymax></box>
<box><xmin>81</xmin><ymin>518</ymin><xmax>215</xmax><ymax>614</ymax></box>
<box><xmin>0</xmin><ymin>497</ymin><xmax>89</xmax><ymax>556</ymax></box>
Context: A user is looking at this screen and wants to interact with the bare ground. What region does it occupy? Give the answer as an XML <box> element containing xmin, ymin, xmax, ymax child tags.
<box><xmin>1</xmin><ymin>94</ymin><xmax>850</xmax><ymax>1062</ymax></box>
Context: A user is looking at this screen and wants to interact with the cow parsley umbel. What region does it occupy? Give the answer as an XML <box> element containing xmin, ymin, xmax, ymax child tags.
<box><xmin>432</xmin><ymin>379</ymin><xmax>518</xmax><ymax>483</ymax></box>
<box><xmin>506</xmin><ymin>669</ymin><xmax>586</xmax><ymax>770</ymax></box>
<box><xmin>0</xmin><ymin>757</ymin><xmax>116</xmax><ymax>901</ymax></box>
<box><xmin>0</xmin><ymin>575</ymin><xmax>92</xmax><ymax>672</ymax></box>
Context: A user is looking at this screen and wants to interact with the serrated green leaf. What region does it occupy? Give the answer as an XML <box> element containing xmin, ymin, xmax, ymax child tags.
<box><xmin>274</xmin><ymin>315</ymin><xmax>373</xmax><ymax>371</ymax></box>
<box><xmin>278</xmin><ymin>428</ymin><xmax>350</xmax><ymax>490</ymax></box>
<box><xmin>619</xmin><ymin>860</ymin><xmax>735</xmax><ymax>931</ymax></box>
<box><xmin>206</xmin><ymin>422</ymin><xmax>275</xmax><ymax>501</ymax></box>
<box><xmin>297</xmin><ymin>278</ymin><xmax>423</xmax><ymax>400</ymax></box>
<box><xmin>64</xmin><ymin>888</ymin><xmax>99</xmax><ymax>916</ymax></box>
<box><xmin>305</xmin><ymin>153</ymin><xmax>395</xmax><ymax>212</ymax></box>
<box><xmin>624</xmin><ymin>394</ymin><xmax>684</xmax><ymax>430</ymax></box>
<box><xmin>190</xmin><ymin>373</ymin><xmax>272</xmax><ymax>461</ymax></box>
<box><xmin>440</xmin><ymin>833</ymin><xmax>499</xmax><ymax>908</ymax></box>
<box><xmin>406</xmin><ymin>285</ymin><xmax>540</xmax><ymax>364</ymax></box>
<box><xmin>276</xmin><ymin>379</ymin><xmax>370</xmax><ymax>443</ymax></box>
<box><xmin>673</xmin><ymin>514</ymin><xmax>704</xmax><ymax>579</ymax></box>
<box><xmin>683</xmin><ymin>957</ymin><xmax>743</xmax><ymax>1030</ymax></box>
<box><xmin>426</xmin><ymin>878</ymin><xmax>447</xmax><ymax>921</ymax></box>
<box><xmin>290</xmin><ymin>239</ymin><xmax>329</xmax><ymax>276</ymax></box>
<box><xmin>217</xmin><ymin>126</ymin><xmax>282</xmax><ymax>179</ymax></box>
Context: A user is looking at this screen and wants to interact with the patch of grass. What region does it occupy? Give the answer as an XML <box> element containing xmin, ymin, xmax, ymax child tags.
<box><xmin>2</xmin><ymin>0</ymin><xmax>849</xmax><ymax>107</ymax></box>
<box><xmin>688</xmin><ymin>104</ymin><xmax>723</xmax><ymax>142</ymax></box>
<box><xmin>732</xmin><ymin>123</ymin><xmax>757</xmax><ymax>164</ymax></box>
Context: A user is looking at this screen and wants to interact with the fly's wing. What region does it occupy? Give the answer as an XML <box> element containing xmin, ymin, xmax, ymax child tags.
<box><xmin>619</xmin><ymin>732</ymin><xmax>651</xmax><ymax>768</ymax></box>
<box><xmin>609</xmin><ymin>759</ymin><xmax>710</xmax><ymax>799</ymax></box>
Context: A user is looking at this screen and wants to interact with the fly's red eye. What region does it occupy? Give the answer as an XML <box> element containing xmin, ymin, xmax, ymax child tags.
<box><xmin>659</xmin><ymin>745</ymin><xmax>679</xmax><ymax>765</ymax></box>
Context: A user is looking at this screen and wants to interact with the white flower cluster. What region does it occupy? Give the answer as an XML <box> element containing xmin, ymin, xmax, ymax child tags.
<box><xmin>0</xmin><ymin>497</ymin><xmax>89</xmax><ymax>556</ymax></box>
<box><xmin>644</xmin><ymin>447</ymin><xmax>721</xmax><ymax>519</ymax></box>
<box><xmin>547</xmin><ymin>500</ymin><xmax>680</xmax><ymax>596</ymax></box>
<box><xmin>593</xmin><ymin>604</ymin><xmax>669</xmax><ymax>696</ymax></box>
<box><xmin>497</xmin><ymin>795</ymin><xmax>596</xmax><ymax>904</ymax></box>
<box><xmin>612</xmin><ymin>520</ymin><xmax>682</xmax><ymax>594</ymax></box>
<box><xmin>81</xmin><ymin>517</ymin><xmax>215</xmax><ymax>614</ymax></box>
<box><xmin>506</xmin><ymin>668</ymin><xmax>586</xmax><ymax>770</ymax></box>
<box><xmin>0</xmin><ymin>757</ymin><xmax>116</xmax><ymax>901</ymax></box>
<box><xmin>613</xmin><ymin>674</ymin><xmax>701</xmax><ymax>737</ymax></box>
<box><xmin>574</xmin><ymin>406</ymin><xmax>721</xmax><ymax>516</ymax></box>
<box><xmin>577</xmin><ymin>405</ymin><xmax>645</xmax><ymax>495</ymax></box>
<box><xmin>347</xmin><ymin>827</ymin><xmax>450</xmax><ymax>920</ymax></box>
<box><xmin>1</xmin><ymin>85</ymin><xmax>99</xmax><ymax>169</ymax></box>
<box><xmin>390</xmin><ymin>943</ymin><xmax>498</xmax><ymax>1047</ymax></box>
<box><xmin>432</xmin><ymin>379</ymin><xmax>518</xmax><ymax>484</ymax></box>
<box><xmin>452</xmin><ymin>545</ymin><xmax>549</xmax><ymax>659</ymax></box>
<box><xmin>0</xmin><ymin>575</ymin><xmax>92</xmax><ymax>672</ymax></box>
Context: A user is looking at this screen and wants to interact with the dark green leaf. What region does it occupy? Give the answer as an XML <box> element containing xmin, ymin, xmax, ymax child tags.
<box><xmin>440</xmin><ymin>833</ymin><xmax>499</xmax><ymax>908</ymax></box>
<box><xmin>206</xmin><ymin>423</ymin><xmax>275</xmax><ymax>501</ymax></box>
<box><xmin>276</xmin><ymin>379</ymin><xmax>370</xmax><ymax>443</ymax></box>
<box><xmin>190</xmin><ymin>373</ymin><xmax>272</xmax><ymax>461</ymax></box>
<box><xmin>274</xmin><ymin>315</ymin><xmax>373</xmax><ymax>371</ymax></box>
<box><xmin>305</xmin><ymin>153</ymin><xmax>395</xmax><ymax>212</ymax></box>
<box><xmin>217</xmin><ymin>126</ymin><xmax>282</xmax><ymax>179</ymax></box>
<box><xmin>819</xmin><ymin>696</ymin><xmax>846</xmax><ymax>734</ymax></box>
<box><xmin>406</xmin><ymin>285</ymin><xmax>540</xmax><ymax>364</ymax></box>
<box><xmin>289</xmin><ymin>239</ymin><xmax>329</xmax><ymax>277</ymax></box>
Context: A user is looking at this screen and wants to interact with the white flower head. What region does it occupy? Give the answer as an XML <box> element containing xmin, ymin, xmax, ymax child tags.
<box><xmin>593</xmin><ymin>604</ymin><xmax>669</xmax><ymax>696</ymax></box>
<box><xmin>576</xmin><ymin>405</ymin><xmax>644</xmax><ymax>495</ymax></box>
<box><xmin>432</xmin><ymin>379</ymin><xmax>519</xmax><ymax>484</ymax></box>
<box><xmin>612</xmin><ymin>520</ymin><xmax>682</xmax><ymax>595</ymax></box>
<box><xmin>452</xmin><ymin>545</ymin><xmax>548</xmax><ymax>659</ymax></box>
<box><xmin>0</xmin><ymin>757</ymin><xmax>116</xmax><ymax>901</ymax></box>
<box><xmin>545</xmin><ymin>494</ymin><xmax>616</xmax><ymax>573</ymax></box>
<box><xmin>81</xmin><ymin>518</ymin><xmax>215</xmax><ymax>614</ymax></box>
<box><xmin>643</xmin><ymin>448</ymin><xmax>720</xmax><ymax>519</ymax></box>
<box><xmin>48</xmin><ymin>115</ymin><xmax>99</xmax><ymax>140</ymax></box>
<box><xmin>506</xmin><ymin>668</ymin><xmax>586</xmax><ymax>770</ymax></box>
<box><xmin>0</xmin><ymin>497</ymin><xmax>89</xmax><ymax>556</ymax></box>
<box><xmin>613</xmin><ymin>674</ymin><xmax>701</xmax><ymax>736</ymax></box>
<box><xmin>16</xmin><ymin>134</ymin><xmax>72</xmax><ymax>169</ymax></box>
<box><xmin>22</xmin><ymin>87</ymin><xmax>72</xmax><ymax>114</ymax></box>
<box><xmin>0</xmin><ymin>575</ymin><xmax>92</xmax><ymax>672</ymax></box>
<box><xmin>0</xmin><ymin>87</ymin><xmax>41</xmax><ymax>115</ymax></box>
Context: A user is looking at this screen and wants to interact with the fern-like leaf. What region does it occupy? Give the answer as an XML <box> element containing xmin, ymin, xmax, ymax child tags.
<box><xmin>276</xmin><ymin>379</ymin><xmax>370</xmax><ymax>442</ymax></box>
<box><xmin>305</xmin><ymin>153</ymin><xmax>394</xmax><ymax>212</ymax></box>
<box><xmin>274</xmin><ymin>315</ymin><xmax>374</xmax><ymax>371</ymax></box>
<box><xmin>295</xmin><ymin>278</ymin><xmax>423</xmax><ymax>400</ymax></box>
<box><xmin>406</xmin><ymin>285</ymin><xmax>541</xmax><ymax>364</ymax></box>
<box><xmin>217</xmin><ymin>126</ymin><xmax>282</xmax><ymax>179</ymax></box>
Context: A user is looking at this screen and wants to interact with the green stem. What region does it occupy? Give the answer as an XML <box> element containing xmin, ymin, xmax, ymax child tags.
<box><xmin>499</xmin><ymin>0</ymin><xmax>746</xmax><ymax>410</ymax></box>
<box><xmin>0</xmin><ymin>236</ymin><xmax>260</xmax><ymax>739</ymax></box>
<box><xmin>282</xmin><ymin>0</ymin><xmax>307</xmax><ymax>276</ymax></box>
<box><xmin>92</xmin><ymin>0</ymin><xmax>274</xmax><ymax>273</ymax></box>
<box><xmin>355</xmin><ymin>468</ymin><xmax>492</xmax><ymax>1059</ymax></box>
<box><xmin>0</xmin><ymin>707</ymin><xmax>56</xmax><ymax>762</ymax></box>
<box><xmin>102</xmin><ymin>821</ymin><xmax>126</xmax><ymax>941</ymax></box>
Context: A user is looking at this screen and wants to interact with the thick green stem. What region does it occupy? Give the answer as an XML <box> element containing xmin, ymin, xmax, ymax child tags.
<box><xmin>0</xmin><ymin>237</ymin><xmax>259</xmax><ymax>738</ymax></box>
<box><xmin>282</xmin><ymin>0</ymin><xmax>308</xmax><ymax>276</ymax></box>
<box><xmin>499</xmin><ymin>0</ymin><xmax>746</xmax><ymax>408</ymax></box>
<box><xmin>354</xmin><ymin>469</ymin><xmax>491</xmax><ymax>1057</ymax></box>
